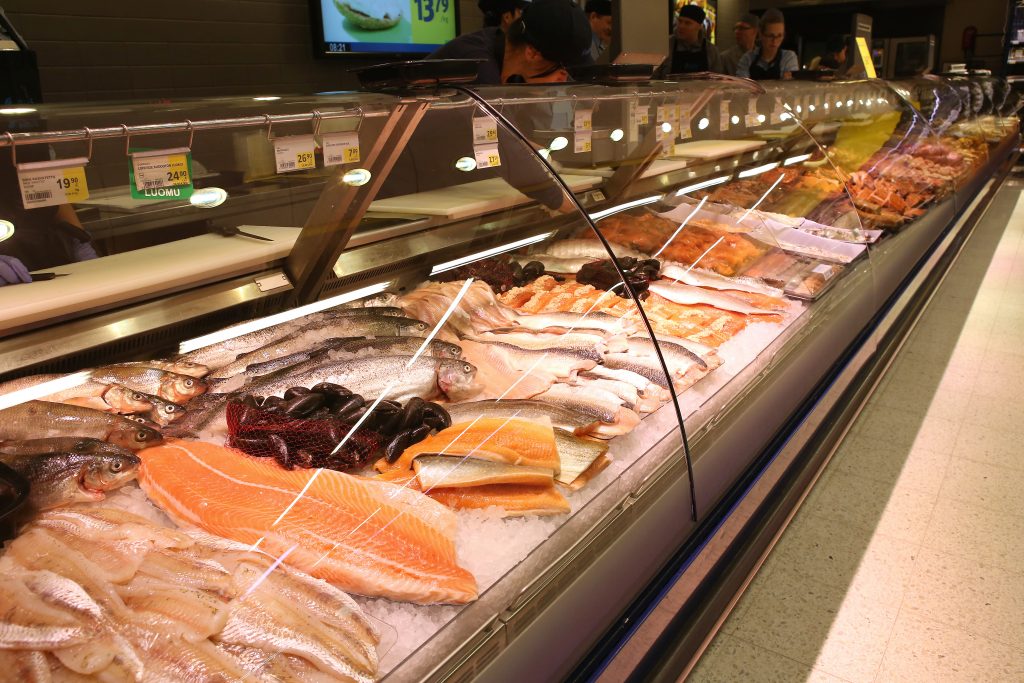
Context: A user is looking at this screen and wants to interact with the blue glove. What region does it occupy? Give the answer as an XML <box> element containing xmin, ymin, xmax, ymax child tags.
<box><xmin>73</xmin><ymin>240</ymin><xmax>98</xmax><ymax>261</ymax></box>
<box><xmin>0</xmin><ymin>255</ymin><xmax>31</xmax><ymax>285</ymax></box>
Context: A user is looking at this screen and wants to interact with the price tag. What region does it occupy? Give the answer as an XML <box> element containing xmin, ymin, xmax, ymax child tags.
<box><xmin>745</xmin><ymin>113</ymin><xmax>760</xmax><ymax>127</ymax></box>
<box><xmin>18</xmin><ymin>158</ymin><xmax>90</xmax><ymax>209</ymax></box>
<box><xmin>131</xmin><ymin>148</ymin><xmax>191</xmax><ymax>190</ymax></box>
<box><xmin>574</xmin><ymin>130</ymin><xmax>592</xmax><ymax>153</ymax></box>
<box><xmin>678</xmin><ymin>113</ymin><xmax>692</xmax><ymax>140</ymax></box>
<box><xmin>635</xmin><ymin>108</ymin><xmax>650</xmax><ymax>126</ymax></box>
<box><xmin>574</xmin><ymin>108</ymin><xmax>592</xmax><ymax>132</ymax></box>
<box><xmin>472</xmin><ymin>115</ymin><xmax>499</xmax><ymax>145</ymax></box>
<box><xmin>274</xmin><ymin>135</ymin><xmax>317</xmax><ymax>173</ymax></box>
<box><xmin>719</xmin><ymin>99</ymin><xmax>731</xmax><ymax>130</ymax></box>
<box><xmin>323</xmin><ymin>131</ymin><xmax>360</xmax><ymax>166</ymax></box>
<box><xmin>412</xmin><ymin>0</ymin><xmax>455</xmax><ymax>43</ymax></box>
<box><xmin>474</xmin><ymin>145</ymin><xmax>501</xmax><ymax>169</ymax></box>
<box><xmin>771</xmin><ymin>98</ymin><xmax>783</xmax><ymax>124</ymax></box>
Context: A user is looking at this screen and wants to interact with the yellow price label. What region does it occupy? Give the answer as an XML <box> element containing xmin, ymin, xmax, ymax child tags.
<box><xmin>165</xmin><ymin>154</ymin><xmax>190</xmax><ymax>186</ymax></box>
<box><xmin>295</xmin><ymin>150</ymin><xmax>316</xmax><ymax>170</ymax></box>
<box><xmin>343</xmin><ymin>146</ymin><xmax>361</xmax><ymax>163</ymax></box>
<box><xmin>488</xmin><ymin>153</ymin><xmax>500</xmax><ymax>166</ymax></box>
<box><xmin>61</xmin><ymin>166</ymin><xmax>89</xmax><ymax>201</ymax></box>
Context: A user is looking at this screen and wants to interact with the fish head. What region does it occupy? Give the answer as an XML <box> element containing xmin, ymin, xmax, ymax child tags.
<box><xmin>80</xmin><ymin>453</ymin><xmax>141</xmax><ymax>497</ymax></box>
<box><xmin>171</xmin><ymin>361</ymin><xmax>209</xmax><ymax>378</ymax></box>
<box><xmin>160</xmin><ymin>373</ymin><xmax>208</xmax><ymax>403</ymax></box>
<box><xmin>434</xmin><ymin>341</ymin><xmax>464</xmax><ymax>359</ymax></box>
<box><xmin>399</xmin><ymin>319</ymin><xmax>431</xmax><ymax>336</ymax></box>
<box><xmin>106</xmin><ymin>385</ymin><xmax>155</xmax><ymax>413</ymax></box>
<box><xmin>438</xmin><ymin>360</ymin><xmax>481</xmax><ymax>401</ymax></box>
<box><xmin>108</xmin><ymin>421</ymin><xmax>163</xmax><ymax>451</ymax></box>
<box><xmin>146</xmin><ymin>397</ymin><xmax>186</xmax><ymax>426</ymax></box>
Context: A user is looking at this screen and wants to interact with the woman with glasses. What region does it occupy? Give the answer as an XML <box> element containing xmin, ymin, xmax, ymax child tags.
<box><xmin>735</xmin><ymin>9</ymin><xmax>798</xmax><ymax>80</ymax></box>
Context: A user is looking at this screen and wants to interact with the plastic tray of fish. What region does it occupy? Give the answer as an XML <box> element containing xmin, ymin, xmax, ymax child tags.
<box><xmin>740</xmin><ymin>250</ymin><xmax>846</xmax><ymax>301</ymax></box>
<box><xmin>749</xmin><ymin>221</ymin><xmax>868</xmax><ymax>264</ymax></box>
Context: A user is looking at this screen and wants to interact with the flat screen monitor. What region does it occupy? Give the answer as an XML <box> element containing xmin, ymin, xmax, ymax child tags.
<box><xmin>310</xmin><ymin>0</ymin><xmax>459</xmax><ymax>57</ymax></box>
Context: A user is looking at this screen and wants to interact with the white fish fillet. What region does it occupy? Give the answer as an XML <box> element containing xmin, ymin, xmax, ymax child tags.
<box><xmin>660</xmin><ymin>263</ymin><xmax>784</xmax><ymax>298</ymax></box>
<box><xmin>545</xmin><ymin>239</ymin><xmax>648</xmax><ymax>260</ymax></box>
<box><xmin>647</xmin><ymin>280</ymin><xmax>773</xmax><ymax>316</ymax></box>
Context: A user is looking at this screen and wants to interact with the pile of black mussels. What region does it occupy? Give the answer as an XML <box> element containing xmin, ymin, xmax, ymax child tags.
<box><xmin>226</xmin><ymin>382</ymin><xmax>450</xmax><ymax>471</ymax></box>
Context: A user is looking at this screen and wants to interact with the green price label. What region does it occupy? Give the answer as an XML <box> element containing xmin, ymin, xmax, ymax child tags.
<box><xmin>411</xmin><ymin>0</ymin><xmax>453</xmax><ymax>44</ymax></box>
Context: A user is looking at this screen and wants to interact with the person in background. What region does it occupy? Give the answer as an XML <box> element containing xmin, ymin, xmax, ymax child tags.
<box><xmin>428</xmin><ymin>0</ymin><xmax>591</xmax><ymax>84</ymax></box>
<box><xmin>478</xmin><ymin>0</ymin><xmax>529</xmax><ymax>32</ymax></box>
<box><xmin>585</xmin><ymin>0</ymin><xmax>613</xmax><ymax>64</ymax></box>
<box><xmin>814</xmin><ymin>35</ymin><xmax>848</xmax><ymax>73</ymax></box>
<box><xmin>719</xmin><ymin>13</ymin><xmax>759</xmax><ymax>77</ymax></box>
<box><xmin>668</xmin><ymin>4</ymin><xmax>723</xmax><ymax>75</ymax></box>
<box><xmin>735</xmin><ymin>8</ymin><xmax>798</xmax><ymax>80</ymax></box>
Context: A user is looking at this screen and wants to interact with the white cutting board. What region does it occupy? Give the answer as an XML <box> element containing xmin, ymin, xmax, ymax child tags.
<box><xmin>642</xmin><ymin>159</ymin><xmax>690</xmax><ymax>178</ymax></box>
<box><xmin>0</xmin><ymin>225</ymin><xmax>299</xmax><ymax>335</ymax></box>
<box><xmin>367</xmin><ymin>175</ymin><xmax>601</xmax><ymax>219</ymax></box>
<box><xmin>668</xmin><ymin>139</ymin><xmax>766</xmax><ymax>160</ymax></box>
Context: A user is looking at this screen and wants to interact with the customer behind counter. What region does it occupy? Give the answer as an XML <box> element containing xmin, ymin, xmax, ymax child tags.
<box><xmin>667</xmin><ymin>5</ymin><xmax>723</xmax><ymax>75</ymax></box>
<box><xmin>719</xmin><ymin>13</ymin><xmax>759</xmax><ymax>77</ymax></box>
<box><xmin>585</xmin><ymin>0</ymin><xmax>613</xmax><ymax>64</ymax></box>
<box><xmin>428</xmin><ymin>0</ymin><xmax>593</xmax><ymax>85</ymax></box>
<box><xmin>478</xmin><ymin>0</ymin><xmax>528</xmax><ymax>32</ymax></box>
<box><xmin>736</xmin><ymin>9</ymin><xmax>799</xmax><ymax>80</ymax></box>
<box><xmin>809</xmin><ymin>35</ymin><xmax>848</xmax><ymax>74</ymax></box>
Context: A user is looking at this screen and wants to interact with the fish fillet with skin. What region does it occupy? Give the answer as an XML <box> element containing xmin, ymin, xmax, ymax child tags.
<box><xmin>137</xmin><ymin>440</ymin><xmax>477</xmax><ymax>605</ymax></box>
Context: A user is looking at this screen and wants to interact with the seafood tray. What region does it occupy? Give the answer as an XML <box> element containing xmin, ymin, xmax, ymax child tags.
<box><xmin>747</xmin><ymin>220</ymin><xmax>867</xmax><ymax>264</ymax></box>
<box><xmin>740</xmin><ymin>250</ymin><xmax>845</xmax><ymax>301</ymax></box>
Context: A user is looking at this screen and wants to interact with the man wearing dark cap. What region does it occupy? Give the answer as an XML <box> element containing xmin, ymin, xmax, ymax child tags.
<box><xmin>428</xmin><ymin>0</ymin><xmax>592</xmax><ymax>84</ymax></box>
<box><xmin>720</xmin><ymin>13</ymin><xmax>759</xmax><ymax>76</ymax></box>
<box><xmin>585</xmin><ymin>0</ymin><xmax>613</xmax><ymax>64</ymax></box>
<box><xmin>668</xmin><ymin>4</ymin><xmax>723</xmax><ymax>74</ymax></box>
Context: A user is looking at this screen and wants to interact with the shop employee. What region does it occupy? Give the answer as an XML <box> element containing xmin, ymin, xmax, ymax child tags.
<box><xmin>735</xmin><ymin>9</ymin><xmax>799</xmax><ymax>80</ymax></box>
<box><xmin>428</xmin><ymin>0</ymin><xmax>593</xmax><ymax>84</ymax></box>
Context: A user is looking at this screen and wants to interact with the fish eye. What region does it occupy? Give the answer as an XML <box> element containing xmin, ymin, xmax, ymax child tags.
<box><xmin>111</xmin><ymin>461</ymin><xmax>123</xmax><ymax>472</ymax></box>
<box><xmin>463</xmin><ymin>363</ymin><xmax>472</xmax><ymax>373</ymax></box>
<box><xmin>165</xmin><ymin>405</ymin><xmax>176</xmax><ymax>413</ymax></box>
<box><xmin>132</xmin><ymin>392</ymin><xmax>145</xmax><ymax>401</ymax></box>
<box><xmin>136</xmin><ymin>430</ymin><xmax>149</xmax><ymax>441</ymax></box>
<box><xmin>184</xmin><ymin>379</ymin><xmax>195</xmax><ymax>387</ymax></box>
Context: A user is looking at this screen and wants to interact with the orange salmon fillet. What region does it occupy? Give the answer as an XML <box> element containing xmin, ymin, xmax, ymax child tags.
<box><xmin>137</xmin><ymin>440</ymin><xmax>477</xmax><ymax>605</ymax></box>
<box><xmin>370</xmin><ymin>471</ymin><xmax>570</xmax><ymax>517</ymax></box>
<box><xmin>379</xmin><ymin>417</ymin><xmax>560</xmax><ymax>474</ymax></box>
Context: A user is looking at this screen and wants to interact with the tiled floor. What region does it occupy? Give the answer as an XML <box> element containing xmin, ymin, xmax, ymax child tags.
<box><xmin>688</xmin><ymin>184</ymin><xmax>1024</xmax><ymax>683</ymax></box>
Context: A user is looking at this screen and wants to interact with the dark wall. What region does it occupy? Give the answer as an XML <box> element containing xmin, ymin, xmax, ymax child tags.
<box><xmin>3</xmin><ymin>0</ymin><xmax>482</xmax><ymax>103</ymax></box>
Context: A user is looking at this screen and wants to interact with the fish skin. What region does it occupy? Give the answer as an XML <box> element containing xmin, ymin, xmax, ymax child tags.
<box><xmin>517</xmin><ymin>254</ymin><xmax>598</xmax><ymax>273</ymax></box>
<box><xmin>0</xmin><ymin>401</ymin><xmax>163</xmax><ymax>451</ymax></box>
<box><xmin>647</xmin><ymin>280</ymin><xmax>776</xmax><ymax>316</ymax></box>
<box><xmin>553</xmin><ymin>429</ymin><xmax>608</xmax><ymax>485</ymax></box>
<box><xmin>623</xmin><ymin>336</ymin><xmax>708</xmax><ymax>371</ymax></box>
<box><xmin>324</xmin><ymin>336</ymin><xmax>463</xmax><ymax>359</ymax></box>
<box><xmin>0</xmin><ymin>649</ymin><xmax>50</xmax><ymax>682</ymax></box>
<box><xmin>545</xmin><ymin>239</ymin><xmax>647</xmax><ymax>260</ymax></box>
<box><xmin>0</xmin><ymin>437</ymin><xmax>135</xmax><ymax>458</ymax></box>
<box><xmin>0</xmin><ymin>451</ymin><xmax>140</xmax><ymax>510</ymax></box>
<box><xmin>459</xmin><ymin>338</ymin><xmax>595</xmax><ymax>379</ymax></box>
<box><xmin>174</xmin><ymin>316</ymin><xmax>318</xmax><ymax>371</ymax></box>
<box><xmin>0</xmin><ymin>575</ymin><xmax>92</xmax><ymax>649</ymax></box>
<box><xmin>444</xmin><ymin>399</ymin><xmax>602</xmax><ymax>436</ymax></box>
<box><xmin>533</xmin><ymin>384</ymin><xmax>641</xmax><ymax>438</ymax></box>
<box><xmin>413</xmin><ymin>455</ymin><xmax>555</xmax><ymax>489</ymax></box>
<box><xmin>89</xmin><ymin>366</ymin><xmax>207</xmax><ymax>404</ymax></box>
<box><xmin>468</xmin><ymin>330</ymin><xmax>622</xmax><ymax>361</ymax></box>
<box><xmin>323</xmin><ymin>305</ymin><xmax>406</xmax><ymax>319</ymax></box>
<box><xmin>458</xmin><ymin>340</ymin><xmax>555</xmax><ymax>400</ymax></box>
<box><xmin>506</xmin><ymin>310</ymin><xmax>637</xmax><ymax>335</ymax></box>
<box><xmin>601</xmin><ymin>353</ymin><xmax>674</xmax><ymax>389</ymax></box>
<box><xmin>106</xmin><ymin>359</ymin><xmax>210</xmax><ymax>378</ymax></box>
<box><xmin>0</xmin><ymin>376</ymin><xmax>153</xmax><ymax>415</ymax></box>
<box><xmin>660</xmin><ymin>262</ymin><xmax>784</xmax><ymax>297</ymax></box>
<box><xmin>132</xmin><ymin>392</ymin><xmax>186</xmax><ymax>427</ymax></box>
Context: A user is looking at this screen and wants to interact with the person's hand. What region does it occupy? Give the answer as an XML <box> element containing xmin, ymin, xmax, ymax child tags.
<box><xmin>0</xmin><ymin>255</ymin><xmax>31</xmax><ymax>285</ymax></box>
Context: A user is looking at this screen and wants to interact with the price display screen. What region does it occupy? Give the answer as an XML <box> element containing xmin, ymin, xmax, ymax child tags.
<box><xmin>312</xmin><ymin>0</ymin><xmax>458</xmax><ymax>56</ymax></box>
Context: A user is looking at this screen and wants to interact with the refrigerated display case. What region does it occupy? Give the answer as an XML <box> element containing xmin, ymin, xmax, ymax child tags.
<box><xmin>0</xmin><ymin>71</ymin><xmax>1017</xmax><ymax>682</ymax></box>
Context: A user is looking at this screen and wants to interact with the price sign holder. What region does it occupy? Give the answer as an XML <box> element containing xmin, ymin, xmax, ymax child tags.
<box><xmin>16</xmin><ymin>156</ymin><xmax>90</xmax><ymax>209</ymax></box>
<box><xmin>745</xmin><ymin>97</ymin><xmax>760</xmax><ymax>127</ymax></box>
<box><xmin>314</xmin><ymin>109</ymin><xmax>363</xmax><ymax>167</ymax></box>
<box><xmin>474</xmin><ymin>145</ymin><xmax>501</xmax><ymax>169</ymax></box>
<box><xmin>273</xmin><ymin>135</ymin><xmax>317</xmax><ymax>174</ymax></box>
<box><xmin>719</xmin><ymin>98</ymin><xmax>731</xmax><ymax>131</ymax></box>
<box><xmin>472</xmin><ymin>115</ymin><xmax>499</xmax><ymax>145</ymax></box>
<box><xmin>128</xmin><ymin>146</ymin><xmax>194</xmax><ymax>200</ymax></box>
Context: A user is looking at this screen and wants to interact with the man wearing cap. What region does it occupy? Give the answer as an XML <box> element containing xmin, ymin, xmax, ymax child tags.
<box><xmin>720</xmin><ymin>13</ymin><xmax>758</xmax><ymax>77</ymax></box>
<box><xmin>428</xmin><ymin>0</ymin><xmax>592</xmax><ymax>84</ymax></box>
<box><xmin>668</xmin><ymin>4</ymin><xmax>723</xmax><ymax>75</ymax></box>
<box><xmin>585</xmin><ymin>0</ymin><xmax>613</xmax><ymax>64</ymax></box>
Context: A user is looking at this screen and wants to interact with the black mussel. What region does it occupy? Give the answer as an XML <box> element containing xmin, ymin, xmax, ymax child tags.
<box><xmin>400</xmin><ymin>397</ymin><xmax>425</xmax><ymax>432</ymax></box>
<box><xmin>241</xmin><ymin>395</ymin><xmax>260</xmax><ymax>408</ymax></box>
<box><xmin>311</xmin><ymin>382</ymin><xmax>351</xmax><ymax>397</ymax></box>
<box><xmin>640</xmin><ymin>258</ymin><xmax>660</xmax><ymax>270</ymax></box>
<box><xmin>267</xmin><ymin>434</ymin><xmax>291</xmax><ymax>467</ymax></box>
<box><xmin>285</xmin><ymin>392</ymin><xmax>326</xmax><ymax>417</ymax></box>
<box><xmin>231</xmin><ymin>435</ymin><xmax>272</xmax><ymax>453</ymax></box>
<box><xmin>262</xmin><ymin>396</ymin><xmax>286</xmax><ymax>412</ymax></box>
<box><xmin>380</xmin><ymin>400</ymin><xmax>403</xmax><ymax>411</ymax></box>
<box><xmin>332</xmin><ymin>395</ymin><xmax>365</xmax><ymax>419</ymax></box>
<box><xmin>617</xmin><ymin>256</ymin><xmax>637</xmax><ymax>269</ymax></box>
<box><xmin>422</xmin><ymin>402</ymin><xmax>452</xmax><ymax>430</ymax></box>
<box><xmin>292</xmin><ymin>448</ymin><xmax>316</xmax><ymax>469</ymax></box>
<box><xmin>409</xmin><ymin>423</ymin><xmax>431</xmax><ymax>442</ymax></box>
<box><xmin>522</xmin><ymin>260</ymin><xmax>546</xmax><ymax>280</ymax></box>
<box><xmin>234</xmin><ymin>405</ymin><xmax>256</xmax><ymax>426</ymax></box>
<box><xmin>309</xmin><ymin>407</ymin><xmax>332</xmax><ymax>419</ymax></box>
<box><xmin>511</xmin><ymin>261</ymin><xmax>524</xmax><ymax>281</ymax></box>
<box><xmin>380</xmin><ymin>409</ymin><xmax>406</xmax><ymax>436</ymax></box>
<box><xmin>284</xmin><ymin>386</ymin><xmax>312</xmax><ymax>400</ymax></box>
<box><xmin>384</xmin><ymin>428</ymin><xmax>416</xmax><ymax>463</ymax></box>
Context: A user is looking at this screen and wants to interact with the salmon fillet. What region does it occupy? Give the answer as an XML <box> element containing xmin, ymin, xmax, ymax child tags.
<box><xmin>370</xmin><ymin>471</ymin><xmax>570</xmax><ymax>517</ymax></box>
<box><xmin>137</xmin><ymin>440</ymin><xmax>477</xmax><ymax>605</ymax></box>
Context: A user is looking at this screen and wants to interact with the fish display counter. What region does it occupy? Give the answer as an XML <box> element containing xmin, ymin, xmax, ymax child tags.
<box><xmin>0</xmin><ymin>71</ymin><xmax>1017</xmax><ymax>682</ymax></box>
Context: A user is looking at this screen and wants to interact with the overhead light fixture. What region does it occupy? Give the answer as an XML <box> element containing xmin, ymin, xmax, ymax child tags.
<box><xmin>796</xmin><ymin>105</ymin><xmax>803</xmax><ymax>113</ymax></box>
<box><xmin>588</xmin><ymin>195</ymin><xmax>661</xmax><ymax>221</ymax></box>
<box><xmin>808</xmin><ymin>104</ymin><xmax>816</xmax><ymax>112</ymax></box>
<box><xmin>661</xmin><ymin>122</ymin><xmax>672</xmax><ymax>133</ymax></box>
<box><xmin>610</xmin><ymin>128</ymin><xmax>624</xmax><ymax>142</ymax></box>
<box><xmin>0</xmin><ymin>107</ymin><xmax>36</xmax><ymax>115</ymax></box>
<box><xmin>0</xmin><ymin>219</ymin><xmax>13</xmax><ymax>243</ymax></box>
<box><xmin>342</xmin><ymin>169</ymin><xmax>371</xmax><ymax>186</ymax></box>
<box><xmin>780</xmin><ymin>112</ymin><xmax>792</xmax><ymax>121</ymax></box>
<box><xmin>675</xmin><ymin>175</ymin><xmax>731</xmax><ymax>196</ymax></box>
<box><xmin>697</xmin><ymin>117</ymin><xmax>710</xmax><ymax>130</ymax></box>
<box><xmin>738</xmin><ymin>162</ymin><xmax>780</xmax><ymax>178</ymax></box>
<box><xmin>549</xmin><ymin>136</ymin><xmax>569</xmax><ymax>151</ymax></box>
<box><xmin>783</xmin><ymin>153</ymin><xmax>812</xmax><ymax>166</ymax></box>
<box><xmin>0</xmin><ymin>370</ymin><xmax>92</xmax><ymax>411</ymax></box>
<box><xmin>253</xmin><ymin>96</ymin><xmax>281</xmax><ymax>101</ymax></box>
<box><xmin>730</xmin><ymin>115</ymin><xmax>740</xmax><ymax>125</ymax></box>
<box><xmin>455</xmin><ymin>156</ymin><xmax>477</xmax><ymax>171</ymax></box>
<box><xmin>429</xmin><ymin>233</ymin><xmax>555</xmax><ymax>276</ymax></box>
<box><xmin>757</xmin><ymin>114</ymin><xmax>766</xmax><ymax>123</ymax></box>
<box><xmin>538</xmin><ymin>148</ymin><xmax>552</xmax><ymax>160</ymax></box>
<box><xmin>178</xmin><ymin>281</ymin><xmax>392</xmax><ymax>353</ymax></box>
